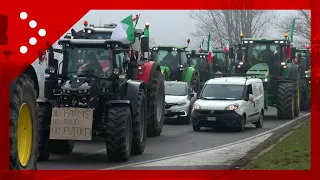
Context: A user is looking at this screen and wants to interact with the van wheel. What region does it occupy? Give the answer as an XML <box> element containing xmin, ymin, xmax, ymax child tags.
<box><xmin>236</xmin><ymin>115</ymin><xmax>246</xmax><ymax>132</ymax></box>
<box><xmin>255</xmin><ymin>111</ymin><xmax>264</xmax><ymax>128</ymax></box>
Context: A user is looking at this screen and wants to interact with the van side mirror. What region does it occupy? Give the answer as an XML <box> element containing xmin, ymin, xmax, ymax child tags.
<box><xmin>141</xmin><ymin>37</ymin><xmax>149</xmax><ymax>53</ymax></box>
<box><xmin>249</xmin><ymin>94</ymin><xmax>254</xmax><ymax>101</ymax></box>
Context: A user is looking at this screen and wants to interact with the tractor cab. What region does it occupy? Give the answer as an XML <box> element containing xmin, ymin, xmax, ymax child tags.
<box><xmin>150</xmin><ymin>44</ymin><xmax>189</xmax><ymax>81</ymax></box>
<box><xmin>150</xmin><ymin>39</ymin><xmax>201</xmax><ymax>93</ymax></box>
<box><xmin>45</xmin><ymin>39</ymin><xmax>131</xmax><ymax>105</ymax></box>
<box><xmin>235</xmin><ymin>33</ymin><xmax>296</xmax><ymax>79</ymax></box>
<box><xmin>187</xmin><ymin>50</ymin><xmax>210</xmax><ymax>86</ymax></box>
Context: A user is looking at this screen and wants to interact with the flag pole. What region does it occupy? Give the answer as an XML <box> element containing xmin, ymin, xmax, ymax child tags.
<box><xmin>134</xmin><ymin>14</ymin><xmax>140</xmax><ymax>29</ymax></box>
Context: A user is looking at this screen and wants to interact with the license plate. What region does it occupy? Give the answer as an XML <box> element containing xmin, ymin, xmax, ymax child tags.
<box><xmin>207</xmin><ymin>117</ymin><xmax>216</xmax><ymax>121</ymax></box>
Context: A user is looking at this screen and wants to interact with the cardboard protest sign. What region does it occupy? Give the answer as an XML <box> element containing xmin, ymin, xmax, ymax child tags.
<box><xmin>49</xmin><ymin>108</ymin><xmax>94</xmax><ymax>140</ymax></box>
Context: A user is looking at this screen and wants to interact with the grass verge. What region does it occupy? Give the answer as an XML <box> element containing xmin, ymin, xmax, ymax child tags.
<box><xmin>243</xmin><ymin>120</ymin><xmax>310</xmax><ymax>170</ymax></box>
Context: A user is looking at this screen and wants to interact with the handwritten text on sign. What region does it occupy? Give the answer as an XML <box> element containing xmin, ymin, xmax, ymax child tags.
<box><xmin>49</xmin><ymin>108</ymin><xmax>94</xmax><ymax>140</ymax></box>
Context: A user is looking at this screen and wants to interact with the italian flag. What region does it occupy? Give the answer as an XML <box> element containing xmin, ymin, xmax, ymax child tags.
<box><xmin>199</xmin><ymin>39</ymin><xmax>204</xmax><ymax>52</ymax></box>
<box><xmin>207</xmin><ymin>33</ymin><xmax>213</xmax><ymax>64</ymax></box>
<box><xmin>224</xmin><ymin>41</ymin><xmax>229</xmax><ymax>53</ymax></box>
<box><xmin>110</xmin><ymin>15</ymin><xmax>135</xmax><ymax>43</ymax></box>
<box><xmin>132</xmin><ymin>14</ymin><xmax>140</xmax><ymax>27</ymax></box>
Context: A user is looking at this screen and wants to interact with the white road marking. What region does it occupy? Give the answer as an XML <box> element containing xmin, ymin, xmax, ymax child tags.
<box><xmin>103</xmin><ymin>113</ymin><xmax>310</xmax><ymax>170</ymax></box>
<box><xmin>134</xmin><ymin>133</ymin><xmax>273</xmax><ymax>167</ymax></box>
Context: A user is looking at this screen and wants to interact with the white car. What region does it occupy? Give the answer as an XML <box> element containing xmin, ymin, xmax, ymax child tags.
<box><xmin>164</xmin><ymin>81</ymin><xmax>198</xmax><ymax>124</ymax></box>
<box><xmin>191</xmin><ymin>77</ymin><xmax>265</xmax><ymax>132</ymax></box>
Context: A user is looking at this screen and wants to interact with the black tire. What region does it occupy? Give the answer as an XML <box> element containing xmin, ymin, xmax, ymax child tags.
<box><xmin>191</xmin><ymin>72</ymin><xmax>201</xmax><ymax>94</ymax></box>
<box><xmin>277</xmin><ymin>82</ymin><xmax>295</xmax><ymax>119</ymax></box>
<box><xmin>236</xmin><ymin>115</ymin><xmax>246</xmax><ymax>132</ymax></box>
<box><xmin>37</xmin><ymin>104</ymin><xmax>52</xmax><ymax>161</ymax></box>
<box><xmin>131</xmin><ymin>89</ymin><xmax>148</xmax><ymax>155</ymax></box>
<box><xmin>193</xmin><ymin>125</ymin><xmax>201</xmax><ymax>131</ymax></box>
<box><xmin>254</xmin><ymin>111</ymin><xmax>264</xmax><ymax>128</ymax></box>
<box><xmin>10</xmin><ymin>74</ymin><xmax>38</xmax><ymax>170</ymax></box>
<box><xmin>147</xmin><ymin>70</ymin><xmax>165</xmax><ymax>137</ymax></box>
<box><xmin>300</xmin><ymin>79</ymin><xmax>310</xmax><ymax>111</ymax></box>
<box><xmin>50</xmin><ymin>140</ymin><xmax>74</xmax><ymax>154</ymax></box>
<box><xmin>105</xmin><ymin>106</ymin><xmax>132</xmax><ymax>162</ymax></box>
<box><xmin>294</xmin><ymin>79</ymin><xmax>300</xmax><ymax>116</ymax></box>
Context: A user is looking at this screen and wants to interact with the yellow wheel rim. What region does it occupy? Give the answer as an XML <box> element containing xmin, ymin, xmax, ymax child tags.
<box><xmin>17</xmin><ymin>103</ymin><xmax>33</xmax><ymax>167</ymax></box>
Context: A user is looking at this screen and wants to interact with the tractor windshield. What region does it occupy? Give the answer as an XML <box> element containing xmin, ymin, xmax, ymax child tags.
<box><xmin>151</xmin><ymin>49</ymin><xmax>180</xmax><ymax>70</ymax></box>
<box><xmin>201</xmin><ymin>84</ymin><xmax>245</xmax><ymax>100</ymax></box>
<box><xmin>244</xmin><ymin>43</ymin><xmax>279</xmax><ymax>65</ymax></box>
<box><xmin>189</xmin><ymin>56</ymin><xmax>207</xmax><ymax>66</ymax></box>
<box><xmin>66</xmin><ymin>47</ymin><xmax>113</xmax><ymax>78</ymax></box>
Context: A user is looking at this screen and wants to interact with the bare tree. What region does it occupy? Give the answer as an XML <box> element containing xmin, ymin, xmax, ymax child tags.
<box><xmin>189</xmin><ymin>10</ymin><xmax>276</xmax><ymax>49</ymax></box>
<box><xmin>275</xmin><ymin>10</ymin><xmax>310</xmax><ymax>43</ymax></box>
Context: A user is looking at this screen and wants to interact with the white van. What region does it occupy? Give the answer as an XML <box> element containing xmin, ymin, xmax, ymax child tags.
<box><xmin>190</xmin><ymin>77</ymin><xmax>265</xmax><ymax>132</ymax></box>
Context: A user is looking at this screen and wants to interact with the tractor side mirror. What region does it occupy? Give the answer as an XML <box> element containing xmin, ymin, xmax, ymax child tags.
<box><xmin>229</xmin><ymin>47</ymin><xmax>234</xmax><ymax>58</ymax></box>
<box><xmin>48</xmin><ymin>59</ymin><xmax>59</xmax><ymax>73</ymax></box>
<box><xmin>71</xmin><ymin>29</ymin><xmax>77</xmax><ymax>37</ymax></box>
<box><xmin>290</xmin><ymin>47</ymin><xmax>297</xmax><ymax>59</ymax></box>
<box><xmin>141</xmin><ymin>37</ymin><xmax>149</xmax><ymax>53</ymax></box>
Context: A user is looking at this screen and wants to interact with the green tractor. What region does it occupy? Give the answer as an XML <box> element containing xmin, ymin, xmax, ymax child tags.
<box><xmin>187</xmin><ymin>49</ymin><xmax>230</xmax><ymax>89</ymax></box>
<box><xmin>150</xmin><ymin>40</ymin><xmax>201</xmax><ymax>93</ymax></box>
<box><xmin>296</xmin><ymin>47</ymin><xmax>311</xmax><ymax>110</ymax></box>
<box><xmin>229</xmin><ymin>33</ymin><xmax>301</xmax><ymax>119</ymax></box>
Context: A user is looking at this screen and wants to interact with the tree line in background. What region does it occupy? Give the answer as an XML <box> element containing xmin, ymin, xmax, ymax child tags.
<box><xmin>189</xmin><ymin>10</ymin><xmax>310</xmax><ymax>49</ymax></box>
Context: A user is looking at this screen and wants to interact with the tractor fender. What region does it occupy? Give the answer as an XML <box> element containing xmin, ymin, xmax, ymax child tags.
<box><xmin>10</xmin><ymin>64</ymin><xmax>40</xmax><ymax>100</ymax></box>
<box><xmin>183</xmin><ymin>67</ymin><xmax>197</xmax><ymax>82</ymax></box>
<box><xmin>23</xmin><ymin>64</ymin><xmax>40</xmax><ymax>98</ymax></box>
<box><xmin>125</xmin><ymin>80</ymin><xmax>147</xmax><ymax>117</ymax></box>
<box><xmin>137</xmin><ymin>61</ymin><xmax>162</xmax><ymax>89</ymax></box>
<box><xmin>137</xmin><ymin>61</ymin><xmax>155</xmax><ymax>86</ymax></box>
<box><xmin>287</xmin><ymin>64</ymin><xmax>301</xmax><ymax>81</ymax></box>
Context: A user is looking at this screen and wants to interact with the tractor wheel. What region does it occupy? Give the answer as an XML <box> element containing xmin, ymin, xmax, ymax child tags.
<box><xmin>191</xmin><ymin>72</ymin><xmax>201</xmax><ymax>94</ymax></box>
<box><xmin>294</xmin><ymin>79</ymin><xmax>301</xmax><ymax>116</ymax></box>
<box><xmin>10</xmin><ymin>74</ymin><xmax>38</xmax><ymax>170</ymax></box>
<box><xmin>300</xmin><ymin>79</ymin><xmax>310</xmax><ymax>111</ymax></box>
<box><xmin>105</xmin><ymin>106</ymin><xmax>132</xmax><ymax>162</ymax></box>
<box><xmin>131</xmin><ymin>89</ymin><xmax>148</xmax><ymax>155</ymax></box>
<box><xmin>50</xmin><ymin>140</ymin><xmax>74</xmax><ymax>154</ymax></box>
<box><xmin>147</xmin><ymin>70</ymin><xmax>165</xmax><ymax>137</ymax></box>
<box><xmin>37</xmin><ymin>104</ymin><xmax>52</xmax><ymax>161</ymax></box>
<box><xmin>276</xmin><ymin>82</ymin><xmax>295</xmax><ymax>119</ymax></box>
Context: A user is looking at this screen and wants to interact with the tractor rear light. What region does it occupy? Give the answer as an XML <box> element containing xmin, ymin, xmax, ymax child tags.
<box><xmin>237</xmin><ymin>65</ymin><xmax>241</xmax><ymax>68</ymax></box>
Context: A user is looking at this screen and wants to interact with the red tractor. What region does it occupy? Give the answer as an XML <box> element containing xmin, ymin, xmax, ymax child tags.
<box><xmin>70</xmin><ymin>21</ymin><xmax>165</xmax><ymax>137</ymax></box>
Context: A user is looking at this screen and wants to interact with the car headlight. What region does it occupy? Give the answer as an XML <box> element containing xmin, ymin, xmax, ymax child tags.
<box><xmin>225</xmin><ymin>104</ymin><xmax>239</xmax><ymax>110</ymax></box>
<box><xmin>192</xmin><ymin>103</ymin><xmax>201</xmax><ymax>112</ymax></box>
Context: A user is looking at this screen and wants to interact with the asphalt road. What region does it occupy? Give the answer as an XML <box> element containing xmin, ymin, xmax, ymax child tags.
<box><xmin>38</xmin><ymin>107</ymin><xmax>309</xmax><ymax>170</ymax></box>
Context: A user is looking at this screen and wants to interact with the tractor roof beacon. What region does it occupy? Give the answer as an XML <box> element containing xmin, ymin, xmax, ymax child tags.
<box><xmin>69</xmin><ymin>20</ymin><xmax>165</xmax><ymax>137</ymax></box>
<box><xmin>228</xmin><ymin>33</ymin><xmax>301</xmax><ymax>119</ymax></box>
<box><xmin>150</xmin><ymin>39</ymin><xmax>201</xmax><ymax>94</ymax></box>
<box><xmin>37</xmin><ymin>38</ymin><xmax>150</xmax><ymax>162</ymax></box>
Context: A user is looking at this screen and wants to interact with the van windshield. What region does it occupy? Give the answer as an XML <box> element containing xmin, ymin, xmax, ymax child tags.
<box><xmin>201</xmin><ymin>84</ymin><xmax>245</xmax><ymax>100</ymax></box>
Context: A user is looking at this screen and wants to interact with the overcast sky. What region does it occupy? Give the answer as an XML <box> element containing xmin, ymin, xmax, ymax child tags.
<box><xmin>67</xmin><ymin>10</ymin><xmax>295</xmax><ymax>49</ymax></box>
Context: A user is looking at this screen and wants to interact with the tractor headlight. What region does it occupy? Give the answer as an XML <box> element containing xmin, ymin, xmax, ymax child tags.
<box><xmin>264</xmin><ymin>78</ymin><xmax>268</xmax><ymax>82</ymax></box>
<box><xmin>225</xmin><ymin>104</ymin><xmax>239</xmax><ymax>111</ymax></box>
<box><xmin>281</xmin><ymin>62</ymin><xmax>286</xmax><ymax>66</ymax></box>
<box><xmin>239</xmin><ymin>62</ymin><xmax>244</xmax><ymax>65</ymax></box>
